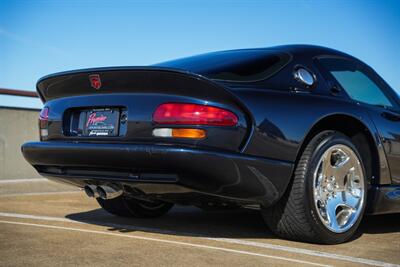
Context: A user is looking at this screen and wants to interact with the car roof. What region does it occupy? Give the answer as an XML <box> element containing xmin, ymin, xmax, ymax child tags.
<box><xmin>235</xmin><ymin>44</ymin><xmax>357</xmax><ymax>61</ymax></box>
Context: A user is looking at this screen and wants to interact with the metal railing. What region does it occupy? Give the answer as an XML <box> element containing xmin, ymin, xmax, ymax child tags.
<box><xmin>0</xmin><ymin>88</ymin><xmax>38</xmax><ymax>98</ymax></box>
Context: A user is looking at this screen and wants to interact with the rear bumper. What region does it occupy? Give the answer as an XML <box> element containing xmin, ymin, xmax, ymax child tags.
<box><xmin>22</xmin><ymin>141</ymin><xmax>293</xmax><ymax>206</ymax></box>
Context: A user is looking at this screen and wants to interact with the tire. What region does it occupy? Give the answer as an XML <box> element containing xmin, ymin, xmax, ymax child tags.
<box><xmin>97</xmin><ymin>195</ymin><xmax>174</xmax><ymax>218</ymax></box>
<box><xmin>262</xmin><ymin>131</ymin><xmax>367</xmax><ymax>244</ymax></box>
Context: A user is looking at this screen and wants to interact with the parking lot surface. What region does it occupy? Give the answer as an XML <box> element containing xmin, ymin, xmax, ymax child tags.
<box><xmin>0</xmin><ymin>179</ymin><xmax>399</xmax><ymax>267</ymax></box>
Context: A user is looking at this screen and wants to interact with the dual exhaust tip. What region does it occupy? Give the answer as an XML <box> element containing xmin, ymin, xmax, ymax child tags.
<box><xmin>84</xmin><ymin>184</ymin><xmax>123</xmax><ymax>200</ymax></box>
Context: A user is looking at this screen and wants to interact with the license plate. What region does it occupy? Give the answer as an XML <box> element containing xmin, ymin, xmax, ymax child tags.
<box><xmin>83</xmin><ymin>108</ymin><xmax>119</xmax><ymax>137</ymax></box>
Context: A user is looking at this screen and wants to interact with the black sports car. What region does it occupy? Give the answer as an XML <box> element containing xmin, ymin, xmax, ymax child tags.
<box><xmin>22</xmin><ymin>45</ymin><xmax>400</xmax><ymax>244</ymax></box>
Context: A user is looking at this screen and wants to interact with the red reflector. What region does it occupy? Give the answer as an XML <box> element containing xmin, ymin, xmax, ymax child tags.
<box><xmin>153</xmin><ymin>103</ymin><xmax>238</xmax><ymax>126</ymax></box>
<box><xmin>39</xmin><ymin>107</ymin><xmax>49</xmax><ymax>130</ymax></box>
<box><xmin>39</xmin><ymin>107</ymin><xmax>49</xmax><ymax>120</ymax></box>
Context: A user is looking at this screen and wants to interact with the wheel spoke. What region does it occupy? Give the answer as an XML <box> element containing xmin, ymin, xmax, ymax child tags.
<box><xmin>348</xmin><ymin>171</ymin><xmax>363</xmax><ymax>195</ymax></box>
<box><xmin>343</xmin><ymin>190</ymin><xmax>359</xmax><ymax>210</ymax></box>
<box><xmin>337</xmin><ymin>153</ymin><xmax>353</xmax><ymax>170</ymax></box>
<box><xmin>321</xmin><ymin>151</ymin><xmax>334</xmax><ymax>178</ymax></box>
<box><xmin>331</xmin><ymin>156</ymin><xmax>353</xmax><ymax>186</ymax></box>
<box><xmin>326</xmin><ymin>196</ymin><xmax>341</xmax><ymax>230</ymax></box>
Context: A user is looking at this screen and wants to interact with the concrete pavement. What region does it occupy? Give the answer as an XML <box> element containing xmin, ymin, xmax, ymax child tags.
<box><xmin>0</xmin><ymin>179</ymin><xmax>399</xmax><ymax>267</ymax></box>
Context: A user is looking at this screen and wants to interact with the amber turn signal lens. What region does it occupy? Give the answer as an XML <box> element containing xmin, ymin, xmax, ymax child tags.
<box><xmin>152</xmin><ymin>128</ymin><xmax>206</xmax><ymax>139</ymax></box>
<box><xmin>172</xmin><ymin>128</ymin><xmax>206</xmax><ymax>139</ymax></box>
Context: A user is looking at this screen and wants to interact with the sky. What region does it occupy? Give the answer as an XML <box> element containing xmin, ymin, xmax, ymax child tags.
<box><xmin>0</xmin><ymin>0</ymin><xmax>399</xmax><ymax>109</ymax></box>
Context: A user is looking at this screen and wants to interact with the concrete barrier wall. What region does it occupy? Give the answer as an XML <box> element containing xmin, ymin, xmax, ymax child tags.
<box><xmin>0</xmin><ymin>107</ymin><xmax>42</xmax><ymax>180</ymax></box>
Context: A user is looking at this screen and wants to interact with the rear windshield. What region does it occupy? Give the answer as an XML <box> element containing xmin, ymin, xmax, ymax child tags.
<box><xmin>155</xmin><ymin>49</ymin><xmax>291</xmax><ymax>82</ymax></box>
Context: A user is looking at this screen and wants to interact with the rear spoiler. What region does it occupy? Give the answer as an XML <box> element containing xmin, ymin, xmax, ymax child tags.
<box><xmin>36</xmin><ymin>67</ymin><xmax>239</xmax><ymax>107</ymax></box>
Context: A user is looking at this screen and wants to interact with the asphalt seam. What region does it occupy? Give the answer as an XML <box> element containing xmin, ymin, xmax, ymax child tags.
<box><xmin>0</xmin><ymin>219</ymin><xmax>329</xmax><ymax>267</ymax></box>
<box><xmin>0</xmin><ymin>211</ymin><xmax>398</xmax><ymax>267</ymax></box>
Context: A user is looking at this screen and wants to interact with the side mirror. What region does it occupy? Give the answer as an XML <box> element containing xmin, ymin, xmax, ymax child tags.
<box><xmin>326</xmin><ymin>80</ymin><xmax>342</xmax><ymax>95</ymax></box>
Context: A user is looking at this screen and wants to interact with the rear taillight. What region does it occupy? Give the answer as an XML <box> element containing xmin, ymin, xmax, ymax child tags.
<box><xmin>153</xmin><ymin>103</ymin><xmax>238</xmax><ymax>126</ymax></box>
<box><xmin>39</xmin><ymin>107</ymin><xmax>49</xmax><ymax>139</ymax></box>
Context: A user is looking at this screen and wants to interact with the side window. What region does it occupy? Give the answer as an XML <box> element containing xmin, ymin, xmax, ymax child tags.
<box><xmin>319</xmin><ymin>58</ymin><xmax>394</xmax><ymax>108</ymax></box>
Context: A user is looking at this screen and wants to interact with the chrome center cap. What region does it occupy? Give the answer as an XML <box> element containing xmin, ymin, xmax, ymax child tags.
<box><xmin>326</xmin><ymin>182</ymin><xmax>335</xmax><ymax>192</ymax></box>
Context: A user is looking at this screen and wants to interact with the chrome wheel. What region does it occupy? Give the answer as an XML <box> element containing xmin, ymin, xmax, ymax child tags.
<box><xmin>313</xmin><ymin>144</ymin><xmax>365</xmax><ymax>233</ymax></box>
